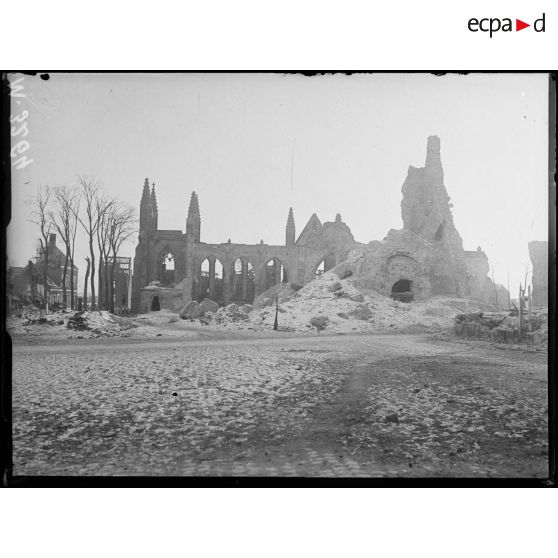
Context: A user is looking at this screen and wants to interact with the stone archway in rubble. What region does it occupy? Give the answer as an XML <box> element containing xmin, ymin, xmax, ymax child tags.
<box><xmin>151</xmin><ymin>295</ymin><xmax>161</xmax><ymax>311</ymax></box>
<box><xmin>391</xmin><ymin>279</ymin><xmax>413</xmax><ymax>302</ymax></box>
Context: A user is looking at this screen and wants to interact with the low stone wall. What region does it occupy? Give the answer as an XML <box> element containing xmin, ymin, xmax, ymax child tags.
<box><xmin>139</xmin><ymin>287</ymin><xmax>184</xmax><ymax>313</ymax></box>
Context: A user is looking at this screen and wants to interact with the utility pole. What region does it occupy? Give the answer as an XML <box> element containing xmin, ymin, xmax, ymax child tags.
<box><xmin>273</xmin><ymin>295</ymin><xmax>278</xmax><ymax>331</ymax></box>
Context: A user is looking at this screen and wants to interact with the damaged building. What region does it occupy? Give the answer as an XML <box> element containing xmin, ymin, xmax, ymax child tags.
<box><xmin>132</xmin><ymin>184</ymin><xmax>358</xmax><ymax>313</ymax></box>
<box><xmin>131</xmin><ymin>136</ymin><xmax>507</xmax><ymax>312</ymax></box>
<box><xmin>529</xmin><ymin>241</ymin><xmax>548</xmax><ymax>307</ymax></box>
<box><xmin>8</xmin><ymin>233</ymin><xmax>79</xmax><ymax>307</ymax></box>
<box><xmin>342</xmin><ymin>136</ymin><xmax>508</xmax><ymax>305</ymax></box>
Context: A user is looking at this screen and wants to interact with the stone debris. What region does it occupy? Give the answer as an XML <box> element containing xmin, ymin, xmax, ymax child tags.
<box><xmin>212</xmin><ymin>304</ymin><xmax>250</xmax><ymax>325</ymax></box>
<box><xmin>253</xmin><ymin>282</ymin><xmax>302</xmax><ymax>309</ymax></box>
<box><xmin>310</xmin><ymin>316</ymin><xmax>329</xmax><ymax>331</ymax></box>
<box><xmin>66</xmin><ymin>311</ymin><xmax>122</xmax><ymax>336</ymax></box>
<box><xmin>8</xmin><ymin>309</ymin><xmax>129</xmax><ymax>338</ymax></box>
<box><xmin>179</xmin><ymin>300</ymin><xmax>201</xmax><ymax>320</ymax></box>
<box><xmin>454</xmin><ymin>309</ymin><xmax>547</xmax><ymax>345</ymax></box>
<box><xmin>199</xmin><ymin>298</ymin><xmax>219</xmax><ymax>314</ymax></box>
<box><xmin>205</xmin><ymin>269</ymin><xmax>498</xmax><ymax>335</ymax></box>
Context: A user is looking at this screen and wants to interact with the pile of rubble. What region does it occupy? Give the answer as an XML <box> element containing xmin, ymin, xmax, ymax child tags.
<box><xmin>177</xmin><ymin>270</ymin><xmax>499</xmax><ymax>335</ymax></box>
<box><xmin>252</xmin><ymin>282</ymin><xmax>302</xmax><ymax>309</ymax></box>
<box><xmin>8</xmin><ymin>309</ymin><xmax>127</xmax><ymax>338</ymax></box>
<box><xmin>454</xmin><ymin>310</ymin><xmax>547</xmax><ymax>345</ymax></box>
<box><xmin>178</xmin><ymin>298</ymin><xmax>253</xmax><ymax>327</ymax></box>
<box><xmin>66</xmin><ymin>311</ymin><xmax>123</xmax><ymax>336</ymax></box>
<box><xmin>179</xmin><ymin>298</ymin><xmax>220</xmax><ymax>320</ymax></box>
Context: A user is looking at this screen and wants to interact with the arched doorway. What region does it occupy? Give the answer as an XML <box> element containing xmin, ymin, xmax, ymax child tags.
<box><xmin>264</xmin><ymin>258</ymin><xmax>287</xmax><ymax>290</ymax></box>
<box><xmin>151</xmin><ymin>295</ymin><xmax>161</xmax><ymax>311</ymax></box>
<box><xmin>391</xmin><ymin>279</ymin><xmax>413</xmax><ymax>302</ymax></box>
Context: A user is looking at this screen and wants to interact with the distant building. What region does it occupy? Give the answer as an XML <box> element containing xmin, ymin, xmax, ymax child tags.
<box><xmin>8</xmin><ymin>233</ymin><xmax>79</xmax><ymax>306</ymax></box>
<box><xmin>529</xmin><ymin>241</ymin><xmax>548</xmax><ymax>306</ymax></box>
<box><xmin>99</xmin><ymin>256</ymin><xmax>133</xmax><ymax>310</ymax></box>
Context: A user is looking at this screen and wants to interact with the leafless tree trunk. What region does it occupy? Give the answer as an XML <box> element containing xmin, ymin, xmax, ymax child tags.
<box><xmin>61</xmin><ymin>250</ymin><xmax>69</xmax><ymax>307</ymax></box>
<box><xmin>107</xmin><ymin>202</ymin><xmax>137</xmax><ymax>313</ymax></box>
<box><xmin>50</xmin><ymin>186</ymin><xmax>77</xmax><ymax>308</ymax></box>
<box><xmin>74</xmin><ymin>177</ymin><xmax>113</xmax><ymax>311</ymax></box>
<box><xmin>83</xmin><ymin>257</ymin><xmax>90</xmax><ymax>311</ymax></box>
<box><xmin>68</xmin><ymin>190</ymin><xmax>80</xmax><ymax>309</ymax></box>
<box><xmin>30</xmin><ymin>186</ymin><xmax>53</xmax><ymax>313</ymax></box>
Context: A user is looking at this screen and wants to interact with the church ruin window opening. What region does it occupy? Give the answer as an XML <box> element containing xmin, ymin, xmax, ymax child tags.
<box><xmin>315</xmin><ymin>255</ymin><xmax>335</xmax><ymax>279</ymax></box>
<box><xmin>151</xmin><ymin>295</ymin><xmax>161</xmax><ymax>311</ymax></box>
<box><xmin>198</xmin><ymin>258</ymin><xmax>224</xmax><ymax>302</ymax></box>
<box><xmin>391</xmin><ymin>279</ymin><xmax>413</xmax><ymax>302</ymax></box>
<box><xmin>265</xmin><ymin>258</ymin><xmax>287</xmax><ymax>290</ymax></box>
<box><xmin>159</xmin><ymin>251</ymin><xmax>176</xmax><ymax>287</ymax></box>
<box><xmin>232</xmin><ymin>258</ymin><xmax>255</xmax><ymax>303</ymax></box>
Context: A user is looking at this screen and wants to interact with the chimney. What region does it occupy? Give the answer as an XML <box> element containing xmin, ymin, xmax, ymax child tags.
<box><xmin>49</xmin><ymin>233</ymin><xmax>56</xmax><ymax>248</ymax></box>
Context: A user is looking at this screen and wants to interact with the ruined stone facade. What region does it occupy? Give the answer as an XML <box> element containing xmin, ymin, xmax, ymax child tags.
<box><xmin>131</xmin><ymin>180</ymin><xmax>358</xmax><ymax>312</ymax></box>
<box><xmin>529</xmin><ymin>241</ymin><xmax>548</xmax><ymax>306</ymax></box>
<box><xmin>334</xmin><ymin>136</ymin><xmax>508</xmax><ymax>305</ymax></box>
<box><xmin>132</xmin><ymin>136</ymin><xmax>507</xmax><ymax>312</ymax></box>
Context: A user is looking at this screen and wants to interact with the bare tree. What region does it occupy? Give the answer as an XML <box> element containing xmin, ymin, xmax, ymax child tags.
<box><xmin>95</xmin><ymin>194</ymin><xmax>114</xmax><ymax>310</ymax></box>
<box><xmin>68</xmin><ymin>190</ymin><xmax>81</xmax><ymax>309</ymax></box>
<box><xmin>107</xmin><ymin>202</ymin><xmax>137</xmax><ymax>313</ymax></box>
<box><xmin>29</xmin><ymin>185</ymin><xmax>53</xmax><ymax>313</ymax></box>
<box><xmin>73</xmin><ymin>177</ymin><xmax>112</xmax><ymax>311</ymax></box>
<box><xmin>83</xmin><ymin>257</ymin><xmax>90</xmax><ymax>310</ymax></box>
<box><xmin>50</xmin><ymin>186</ymin><xmax>74</xmax><ymax>308</ymax></box>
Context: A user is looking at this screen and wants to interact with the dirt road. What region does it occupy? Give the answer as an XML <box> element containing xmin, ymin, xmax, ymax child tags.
<box><xmin>11</xmin><ymin>332</ymin><xmax>548</xmax><ymax>477</ymax></box>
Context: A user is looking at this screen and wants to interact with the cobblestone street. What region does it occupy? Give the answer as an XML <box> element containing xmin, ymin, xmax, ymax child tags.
<box><xmin>11</xmin><ymin>333</ymin><xmax>548</xmax><ymax>477</ymax></box>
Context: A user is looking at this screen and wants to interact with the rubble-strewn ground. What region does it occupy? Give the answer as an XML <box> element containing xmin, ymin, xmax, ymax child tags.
<box><xmin>206</xmin><ymin>272</ymin><xmax>502</xmax><ymax>334</ymax></box>
<box><xmin>12</xmin><ymin>331</ymin><xmax>547</xmax><ymax>477</ymax></box>
<box><xmin>8</xmin><ymin>271</ymin><xmax>531</xmax><ymax>341</ymax></box>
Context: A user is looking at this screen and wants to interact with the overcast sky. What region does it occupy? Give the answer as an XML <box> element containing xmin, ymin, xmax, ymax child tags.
<box><xmin>9</xmin><ymin>72</ymin><xmax>549</xmax><ymax>292</ymax></box>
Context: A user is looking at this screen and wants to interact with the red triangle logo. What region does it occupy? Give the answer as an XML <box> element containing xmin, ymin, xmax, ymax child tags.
<box><xmin>516</xmin><ymin>19</ymin><xmax>530</xmax><ymax>31</ymax></box>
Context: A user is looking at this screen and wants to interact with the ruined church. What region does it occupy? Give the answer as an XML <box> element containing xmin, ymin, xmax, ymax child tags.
<box><xmin>132</xmin><ymin>136</ymin><xmax>506</xmax><ymax>313</ymax></box>
<box><xmin>131</xmin><ymin>185</ymin><xmax>357</xmax><ymax>313</ymax></box>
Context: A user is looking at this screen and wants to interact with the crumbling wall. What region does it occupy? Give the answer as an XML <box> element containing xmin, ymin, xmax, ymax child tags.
<box><xmin>401</xmin><ymin>136</ymin><xmax>467</xmax><ymax>295</ymax></box>
<box><xmin>336</xmin><ymin>229</ymin><xmax>432</xmax><ymax>300</ymax></box>
<box><xmin>139</xmin><ymin>285</ymin><xmax>184</xmax><ymax>313</ymax></box>
<box><xmin>464</xmin><ymin>248</ymin><xmax>490</xmax><ymax>299</ymax></box>
<box><xmin>529</xmin><ymin>241</ymin><xmax>548</xmax><ymax>307</ymax></box>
